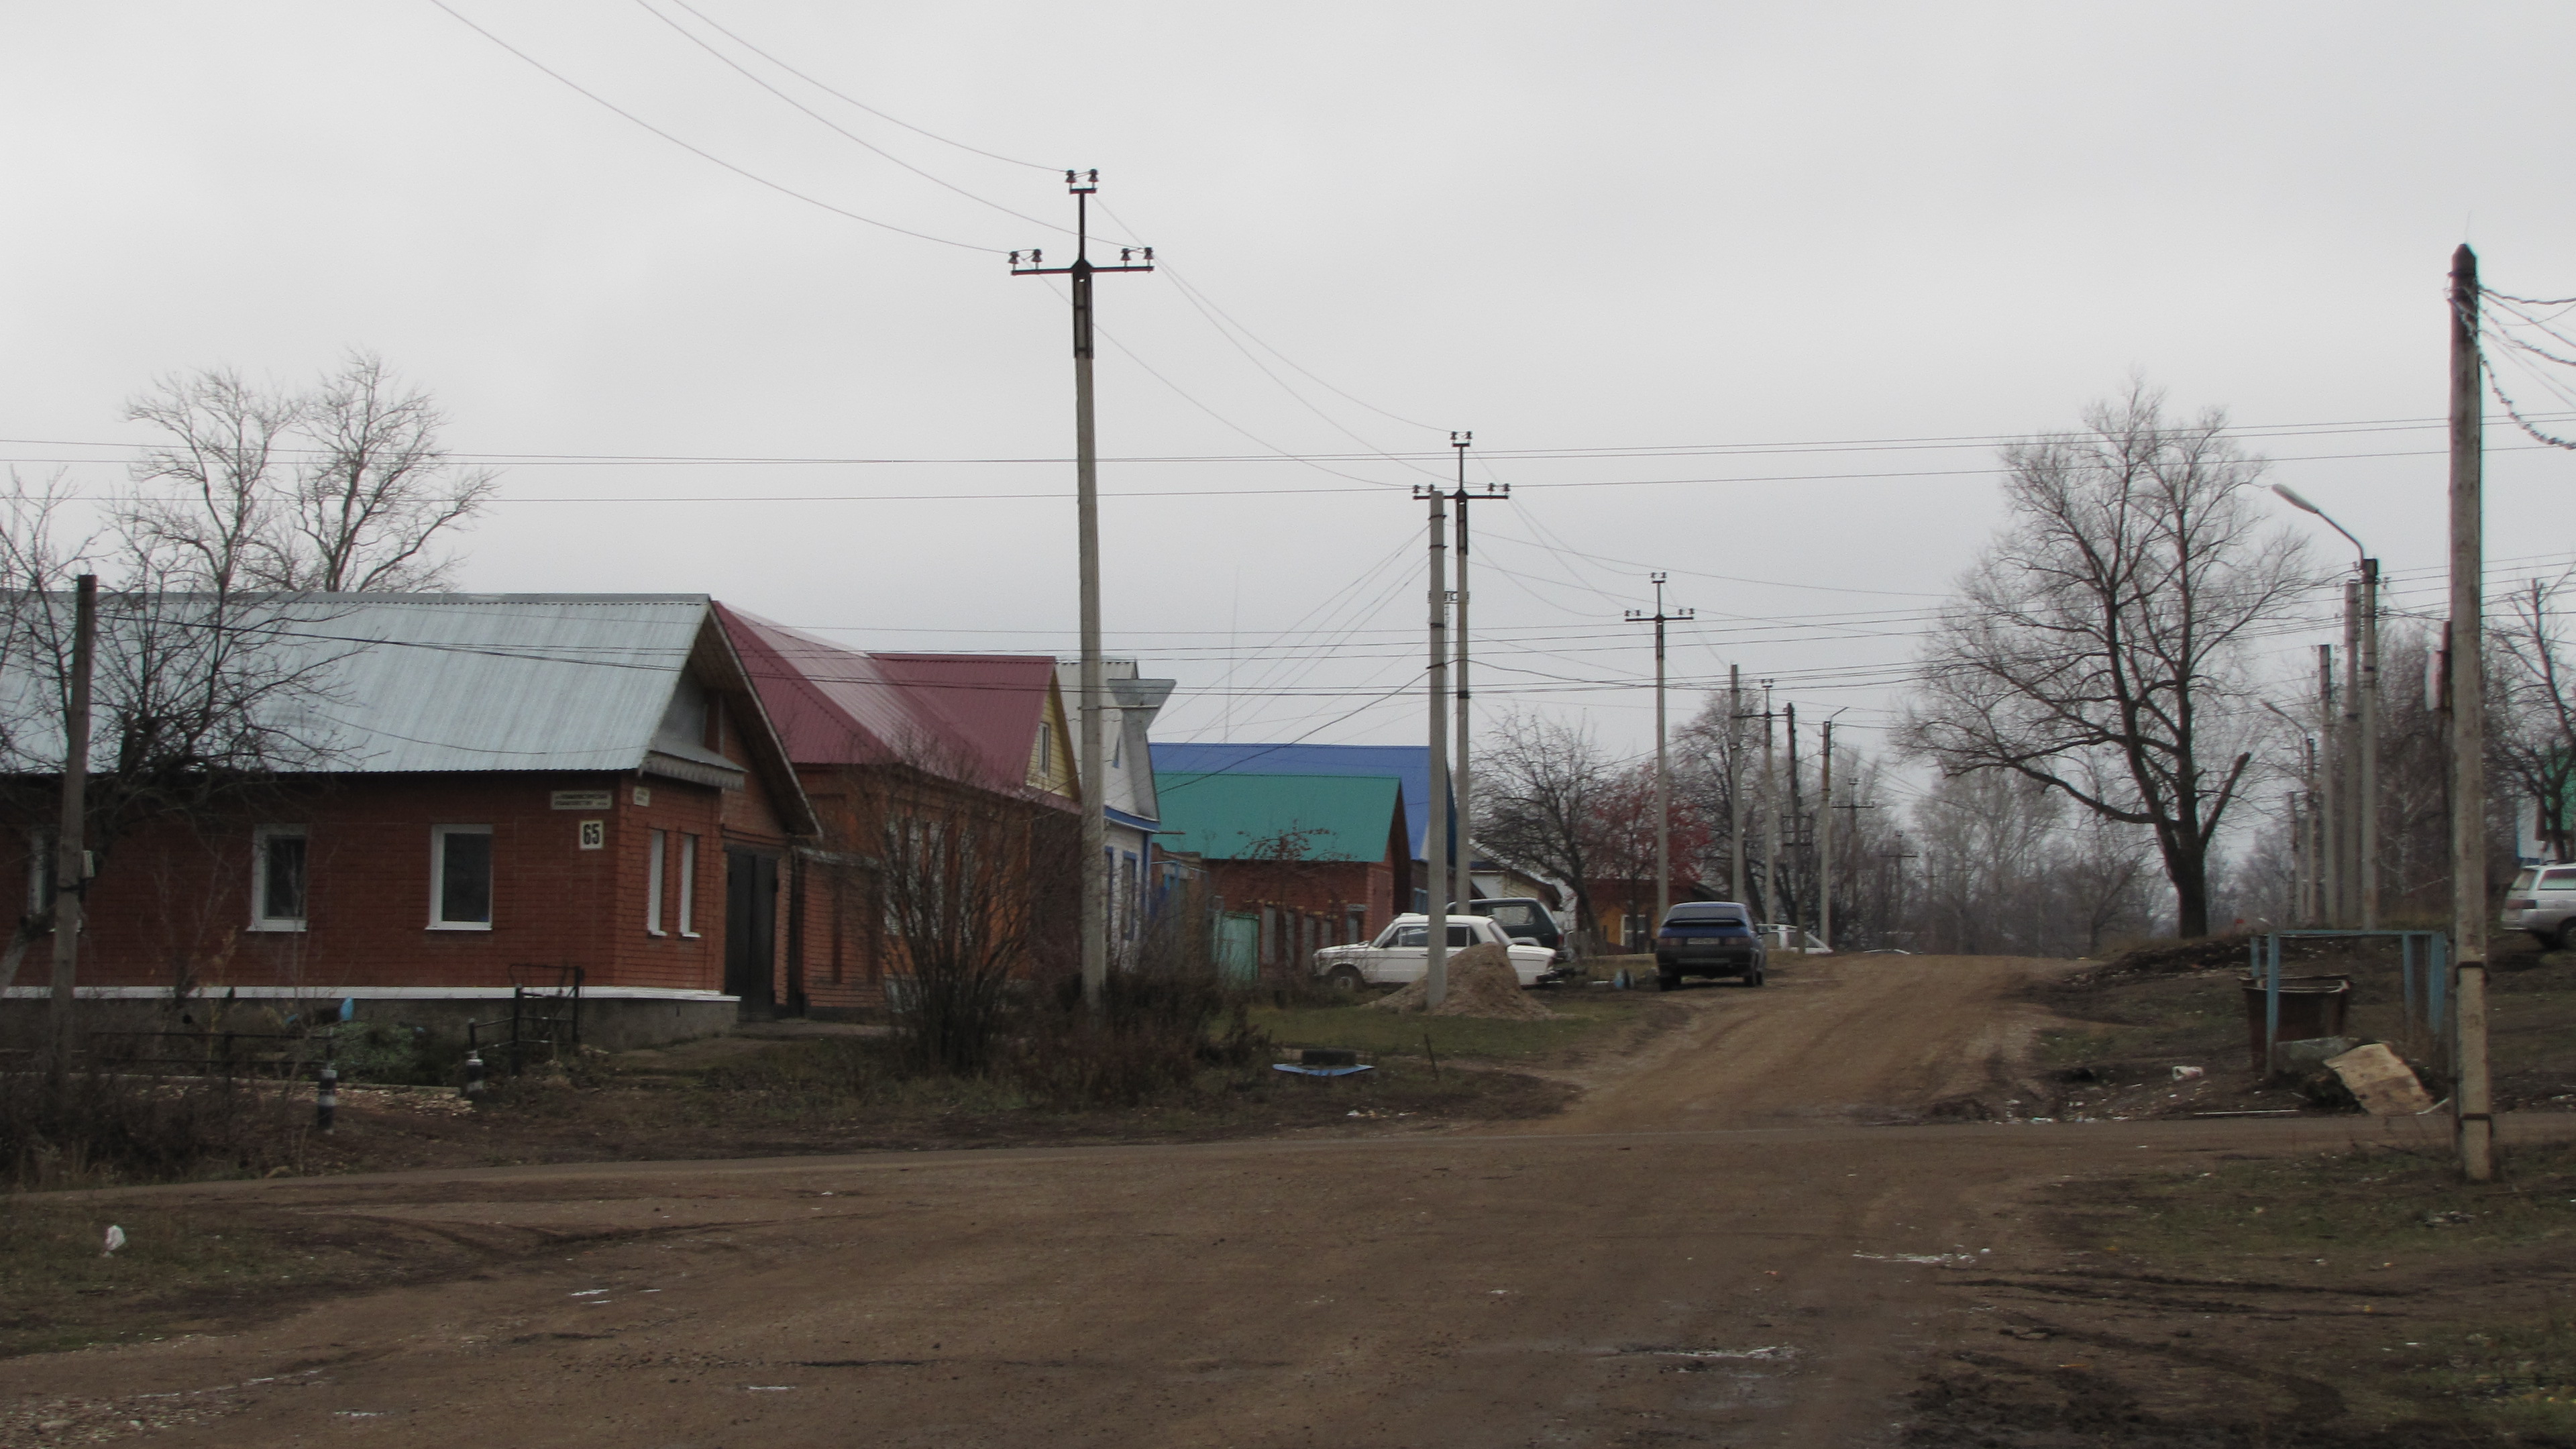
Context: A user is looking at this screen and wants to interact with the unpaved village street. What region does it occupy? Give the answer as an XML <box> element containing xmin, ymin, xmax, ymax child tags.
<box><xmin>9</xmin><ymin>956</ymin><xmax>2567</xmax><ymax>1447</ymax></box>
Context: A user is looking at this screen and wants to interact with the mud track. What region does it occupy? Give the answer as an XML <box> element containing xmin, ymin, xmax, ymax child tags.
<box><xmin>11</xmin><ymin>954</ymin><xmax>2569</xmax><ymax>1447</ymax></box>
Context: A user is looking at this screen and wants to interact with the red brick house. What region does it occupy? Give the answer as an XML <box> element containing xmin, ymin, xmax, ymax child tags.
<box><xmin>1</xmin><ymin>594</ymin><xmax>816</xmax><ymax>1044</ymax></box>
<box><xmin>717</xmin><ymin>607</ymin><xmax>1081</xmax><ymax>1014</ymax></box>
<box><xmin>1587</xmin><ymin>877</ymin><xmax>1721</xmax><ymax>951</ymax></box>
<box><xmin>1148</xmin><ymin>770</ymin><xmax>1410</xmax><ymax>979</ymax></box>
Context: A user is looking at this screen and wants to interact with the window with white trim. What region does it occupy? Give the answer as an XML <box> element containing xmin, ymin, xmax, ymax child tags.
<box><xmin>429</xmin><ymin>824</ymin><xmax>494</xmax><ymax>930</ymax></box>
<box><xmin>252</xmin><ymin>826</ymin><xmax>308</xmax><ymax>932</ymax></box>
<box><xmin>678</xmin><ymin>833</ymin><xmax>699</xmax><ymax>936</ymax></box>
<box><xmin>646</xmin><ymin>829</ymin><xmax>667</xmax><ymax>935</ymax></box>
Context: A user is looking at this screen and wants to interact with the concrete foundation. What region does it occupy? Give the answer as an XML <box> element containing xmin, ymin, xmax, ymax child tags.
<box><xmin>1</xmin><ymin>987</ymin><xmax>739</xmax><ymax>1054</ymax></box>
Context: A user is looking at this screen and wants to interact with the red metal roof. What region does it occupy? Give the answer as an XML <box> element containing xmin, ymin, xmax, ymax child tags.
<box><xmin>717</xmin><ymin>604</ymin><xmax>1065</xmax><ymax>797</ymax></box>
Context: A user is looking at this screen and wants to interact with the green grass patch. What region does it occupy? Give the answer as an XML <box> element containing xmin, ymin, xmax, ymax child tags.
<box><xmin>0</xmin><ymin>1197</ymin><xmax>377</xmax><ymax>1357</ymax></box>
<box><xmin>1251</xmin><ymin>989</ymin><xmax>1642</xmax><ymax>1061</ymax></box>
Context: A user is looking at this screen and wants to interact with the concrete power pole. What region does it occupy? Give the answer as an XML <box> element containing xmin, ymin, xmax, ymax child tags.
<box><xmin>1013</xmin><ymin>170</ymin><xmax>1153</xmax><ymax>1013</ymax></box>
<box><xmin>1818</xmin><ymin>716</ymin><xmax>1836</xmax><ymax>952</ymax></box>
<box><xmin>48</xmin><ymin>574</ymin><xmax>96</xmax><ymax>1064</ymax></box>
<box><xmin>1451</xmin><ymin>433</ymin><xmax>1504</xmax><ymax>917</ymax></box>
<box><xmin>1762</xmin><ymin>683</ymin><xmax>1780</xmax><ymax>941</ymax></box>
<box><xmin>1627</xmin><ymin>574</ymin><xmax>1693</xmax><ymax>936</ymax></box>
<box><xmin>1415</xmin><ymin>477</ymin><xmax>1452</xmax><ymax>1008</ymax></box>
<box><xmin>2448</xmin><ymin>242</ymin><xmax>2494</xmax><ymax>1181</ymax></box>
<box><xmin>2343</xmin><ymin>578</ymin><xmax>2363</xmax><ymax>923</ymax></box>
<box><xmin>1784</xmin><ymin>702</ymin><xmax>1802</xmax><ymax>934</ymax></box>
<box><xmin>2361</xmin><ymin>557</ymin><xmax>2381</xmax><ymax>928</ymax></box>
<box><xmin>1727</xmin><ymin>665</ymin><xmax>1745</xmax><ymax>905</ymax></box>
<box><xmin>2277</xmin><ymin>482</ymin><xmax>2383</xmax><ymax>930</ymax></box>
<box><xmin>2317</xmin><ymin>644</ymin><xmax>2340</xmax><ymax>926</ymax></box>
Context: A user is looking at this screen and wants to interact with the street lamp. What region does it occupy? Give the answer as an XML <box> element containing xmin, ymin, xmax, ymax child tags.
<box><xmin>2271</xmin><ymin>484</ymin><xmax>2380</xmax><ymax>929</ymax></box>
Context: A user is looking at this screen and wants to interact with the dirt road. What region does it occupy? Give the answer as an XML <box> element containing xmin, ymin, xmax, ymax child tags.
<box><xmin>6</xmin><ymin>956</ymin><xmax>2553</xmax><ymax>1447</ymax></box>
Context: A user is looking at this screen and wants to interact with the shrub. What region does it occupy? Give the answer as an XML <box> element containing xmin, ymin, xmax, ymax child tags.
<box><xmin>1006</xmin><ymin>966</ymin><xmax>1268</xmax><ymax>1107</ymax></box>
<box><xmin>0</xmin><ymin>1063</ymin><xmax>304</xmax><ymax>1190</ymax></box>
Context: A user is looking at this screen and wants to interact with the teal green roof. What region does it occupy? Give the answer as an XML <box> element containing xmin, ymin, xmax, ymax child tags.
<box><xmin>1152</xmin><ymin>772</ymin><xmax>1405</xmax><ymax>863</ymax></box>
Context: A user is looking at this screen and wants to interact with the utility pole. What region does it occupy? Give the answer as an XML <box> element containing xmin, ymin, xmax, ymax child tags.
<box><xmin>1784</xmin><ymin>702</ymin><xmax>1803</xmax><ymax>935</ymax></box>
<box><xmin>48</xmin><ymin>574</ymin><xmax>95</xmax><ymax>1065</ymax></box>
<box><xmin>1727</xmin><ymin>665</ymin><xmax>1745</xmax><ymax>904</ymax></box>
<box><xmin>2360</xmin><ymin>556</ymin><xmax>2381</xmax><ymax>928</ymax></box>
<box><xmin>1833</xmin><ymin>795</ymin><xmax>1880</xmax><ymax>944</ymax></box>
<box><xmin>1818</xmin><ymin>716</ymin><xmax>1836</xmax><ymax>951</ymax></box>
<box><xmin>1413</xmin><ymin>477</ymin><xmax>1452</xmax><ymax>1008</ymax></box>
<box><xmin>1013</xmin><ymin>170</ymin><xmax>1153</xmax><ymax>1012</ymax></box>
<box><xmin>2448</xmin><ymin>242</ymin><xmax>2494</xmax><ymax>1181</ymax></box>
<box><xmin>2343</xmin><ymin>577</ymin><xmax>2363</xmax><ymax>923</ymax></box>
<box><xmin>1882</xmin><ymin>832</ymin><xmax>1918</xmax><ymax>950</ymax></box>
<box><xmin>2317</xmin><ymin>643</ymin><xmax>2340</xmax><ymax>926</ymax></box>
<box><xmin>1452</xmin><ymin>433</ymin><xmax>1503</xmax><ymax>917</ymax></box>
<box><xmin>2305</xmin><ymin>731</ymin><xmax>2326</xmax><ymax>927</ymax></box>
<box><xmin>1762</xmin><ymin>682</ymin><xmax>1780</xmax><ymax>941</ymax></box>
<box><xmin>1627</xmin><ymin>574</ymin><xmax>1693</xmax><ymax>934</ymax></box>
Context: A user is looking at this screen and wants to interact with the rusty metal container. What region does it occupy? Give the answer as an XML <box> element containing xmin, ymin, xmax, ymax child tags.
<box><xmin>2241</xmin><ymin>975</ymin><xmax>2351</xmax><ymax>1070</ymax></box>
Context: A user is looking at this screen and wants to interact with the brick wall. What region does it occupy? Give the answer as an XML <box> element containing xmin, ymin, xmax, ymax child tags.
<box><xmin>11</xmin><ymin>766</ymin><xmax>796</xmax><ymax>997</ymax></box>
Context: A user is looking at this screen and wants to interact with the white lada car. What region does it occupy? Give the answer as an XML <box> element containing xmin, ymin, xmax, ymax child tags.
<box><xmin>1310</xmin><ymin>913</ymin><xmax>1561</xmax><ymax>991</ymax></box>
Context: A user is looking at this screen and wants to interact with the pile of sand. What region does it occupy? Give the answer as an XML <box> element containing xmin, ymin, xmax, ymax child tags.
<box><xmin>1366</xmin><ymin>943</ymin><xmax>1558</xmax><ymax>1020</ymax></box>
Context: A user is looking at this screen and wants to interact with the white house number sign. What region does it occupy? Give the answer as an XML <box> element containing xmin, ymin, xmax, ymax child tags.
<box><xmin>578</xmin><ymin>819</ymin><xmax>606</xmax><ymax>850</ymax></box>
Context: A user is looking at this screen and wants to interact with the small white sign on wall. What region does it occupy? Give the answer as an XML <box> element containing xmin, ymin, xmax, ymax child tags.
<box><xmin>632</xmin><ymin>785</ymin><xmax>652</xmax><ymax>807</ymax></box>
<box><xmin>552</xmin><ymin>790</ymin><xmax>612</xmax><ymax>811</ymax></box>
<box><xmin>578</xmin><ymin>819</ymin><xmax>606</xmax><ymax>850</ymax></box>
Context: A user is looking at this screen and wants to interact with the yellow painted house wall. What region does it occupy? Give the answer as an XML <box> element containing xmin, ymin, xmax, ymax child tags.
<box><xmin>1026</xmin><ymin>678</ymin><xmax>1079</xmax><ymax>800</ymax></box>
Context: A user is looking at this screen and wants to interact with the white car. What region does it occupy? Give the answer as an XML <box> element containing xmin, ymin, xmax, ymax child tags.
<box><xmin>1311</xmin><ymin>914</ymin><xmax>1558</xmax><ymax>991</ymax></box>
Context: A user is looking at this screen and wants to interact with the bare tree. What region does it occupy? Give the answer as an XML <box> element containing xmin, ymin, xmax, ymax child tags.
<box><xmin>0</xmin><ymin>479</ymin><xmax>343</xmax><ymax>992</ymax></box>
<box><xmin>1904</xmin><ymin>382</ymin><xmax>2314</xmax><ymax>938</ymax></box>
<box><xmin>2493</xmin><ymin>572</ymin><xmax>2576</xmax><ymax>865</ymax></box>
<box><xmin>818</xmin><ymin>739</ymin><xmax>1077</xmax><ymax>1076</ymax></box>
<box><xmin>1472</xmin><ymin>710</ymin><xmax>1613</xmax><ymax>936</ymax></box>
<box><xmin>1908</xmin><ymin>771</ymin><xmax>2063</xmax><ymax>955</ymax></box>
<box><xmin>123</xmin><ymin>351</ymin><xmax>495</xmax><ymax>593</ymax></box>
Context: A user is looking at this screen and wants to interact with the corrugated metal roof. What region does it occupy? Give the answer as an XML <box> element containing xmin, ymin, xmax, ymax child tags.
<box><xmin>875</xmin><ymin>653</ymin><xmax>1060</xmax><ymax>788</ymax></box>
<box><xmin>0</xmin><ymin>594</ymin><xmax>716</xmax><ymax>773</ymax></box>
<box><xmin>0</xmin><ymin>591</ymin><xmax>817</xmax><ymax>833</ymax></box>
<box><xmin>1150</xmin><ymin>771</ymin><xmax>1405</xmax><ymax>863</ymax></box>
<box><xmin>1152</xmin><ymin>743</ymin><xmax>1440</xmax><ymax>857</ymax></box>
<box><xmin>720</xmin><ymin>608</ymin><xmax>1065</xmax><ymax>796</ymax></box>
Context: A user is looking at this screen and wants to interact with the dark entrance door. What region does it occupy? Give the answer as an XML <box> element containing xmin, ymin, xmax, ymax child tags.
<box><xmin>724</xmin><ymin>847</ymin><xmax>780</xmax><ymax>1018</ymax></box>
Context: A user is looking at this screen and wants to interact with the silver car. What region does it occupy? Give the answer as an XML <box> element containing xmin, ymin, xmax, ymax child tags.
<box><xmin>2504</xmin><ymin>863</ymin><xmax>2576</xmax><ymax>949</ymax></box>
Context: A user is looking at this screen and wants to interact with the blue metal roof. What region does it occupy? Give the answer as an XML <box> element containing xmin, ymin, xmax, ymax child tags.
<box><xmin>1151</xmin><ymin>743</ymin><xmax>1443</xmax><ymax>858</ymax></box>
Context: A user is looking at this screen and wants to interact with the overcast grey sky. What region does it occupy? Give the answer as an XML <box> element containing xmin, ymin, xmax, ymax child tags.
<box><xmin>3</xmin><ymin>2</ymin><xmax>2570</xmax><ymax>777</ymax></box>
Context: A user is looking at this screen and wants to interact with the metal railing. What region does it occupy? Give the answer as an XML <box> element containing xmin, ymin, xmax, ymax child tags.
<box><xmin>464</xmin><ymin>966</ymin><xmax>585</xmax><ymax>1077</ymax></box>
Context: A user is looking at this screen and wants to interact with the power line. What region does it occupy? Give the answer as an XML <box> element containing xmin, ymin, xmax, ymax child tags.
<box><xmin>38</xmin><ymin>439</ymin><xmax>2553</xmax><ymax>512</ymax></box>
<box><xmin>424</xmin><ymin>0</ymin><xmax>1002</xmax><ymax>253</ymax></box>
<box><xmin>660</xmin><ymin>0</ymin><xmax>1062</xmax><ymax>173</ymax></box>
<box><xmin>11</xmin><ymin>407</ymin><xmax>2562</xmax><ymax>470</ymax></box>
<box><xmin>631</xmin><ymin>0</ymin><xmax>1089</xmax><ymax>239</ymax></box>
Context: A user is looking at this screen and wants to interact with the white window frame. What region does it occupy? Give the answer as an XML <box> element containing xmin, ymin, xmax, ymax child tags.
<box><xmin>250</xmin><ymin>825</ymin><xmax>309</xmax><ymax>932</ymax></box>
<box><xmin>678</xmin><ymin>833</ymin><xmax>699</xmax><ymax>936</ymax></box>
<box><xmin>428</xmin><ymin>824</ymin><xmax>495</xmax><ymax>931</ymax></box>
<box><xmin>646</xmin><ymin>828</ymin><xmax>667</xmax><ymax>935</ymax></box>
